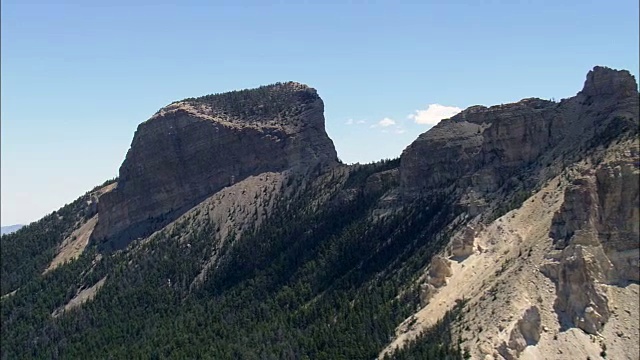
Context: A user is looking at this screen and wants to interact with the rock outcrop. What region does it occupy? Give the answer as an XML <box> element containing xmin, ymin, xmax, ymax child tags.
<box><xmin>580</xmin><ymin>66</ymin><xmax>639</xmax><ymax>98</ymax></box>
<box><xmin>542</xmin><ymin>241</ymin><xmax>613</xmax><ymax>335</ymax></box>
<box><xmin>450</xmin><ymin>224</ymin><xmax>478</xmax><ymax>258</ymax></box>
<box><xmin>543</xmin><ymin>145</ymin><xmax>639</xmax><ymax>334</ymax></box>
<box><xmin>420</xmin><ymin>255</ymin><xmax>453</xmax><ymax>306</ymax></box>
<box><xmin>92</xmin><ymin>82</ymin><xmax>338</xmax><ymax>250</ymax></box>
<box><xmin>364</xmin><ymin>169</ymin><xmax>399</xmax><ymax>195</ymax></box>
<box><xmin>428</xmin><ymin>255</ymin><xmax>453</xmax><ymax>287</ymax></box>
<box><xmin>595</xmin><ymin>159</ymin><xmax>640</xmax><ymax>281</ymax></box>
<box><xmin>386</xmin><ymin>66</ymin><xmax>639</xmax><ymax>359</ymax></box>
<box><xmin>399</xmin><ymin>98</ymin><xmax>554</xmax><ymax>196</ymax></box>
<box><xmin>399</xmin><ymin>66</ymin><xmax>639</xmax><ymax>209</ymax></box>
<box><xmin>499</xmin><ymin>306</ymin><xmax>542</xmax><ymax>360</ymax></box>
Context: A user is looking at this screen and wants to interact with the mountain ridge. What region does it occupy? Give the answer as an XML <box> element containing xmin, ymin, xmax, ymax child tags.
<box><xmin>1</xmin><ymin>66</ymin><xmax>638</xmax><ymax>360</ymax></box>
<box><xmin>91</xmin><ymin>81</ymin><xmax>338</xmax><ymax>251</ymax></box>
<box><xmin>0</xmin><ymin>224</ymin><xmax>24</xmax><ymax>236</ymax></box>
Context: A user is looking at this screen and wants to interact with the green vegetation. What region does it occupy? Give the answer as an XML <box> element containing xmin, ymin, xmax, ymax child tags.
<box><xmin>384</xmin><ymin>300</ymin><xmax>467</xmax><ymax>360</ymax></box>
<box><xmin>491</xmin><ymin>188</ymin><xmax>531</xmax><ymax>221</ymax></box>
<box><xmin>183</xmin><ymin>82</ymin><xmax>319</xmax><ymax>120</ymax></box>
<box><xmin>1</xmin><ymin>164</ymin><xmax>464</xmax><ymax>359</ymax></box>
<box><xmin>343</xmin><ymin>157</ymin><xmax>400</xmax><ymax>188</ymax></box>
<box><xmin>0</xmin><ymin>178</ymin><xmax>117</xmax><ymax>296</ymax></box>
<box><xmin>588</xmin><ymin>115</ymin><xmax>638</xmax><ymax>149</ymax></box>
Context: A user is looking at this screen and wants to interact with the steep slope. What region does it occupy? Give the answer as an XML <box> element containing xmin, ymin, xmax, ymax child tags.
<box><xmin>401</xmin><ymin>66</ymin><xmax>637</xmax><ymax>203</ymax></box>
<box><xmin>92</xmin><ymin>82</ymin><xmax>338</xmax><ymax>251</ymax></box>
<box><xmin>0</xmin><ymin>179</ymin><xmax>116</xmax><ymax>296</ymax></box>
<box><xmin>382</xmin><ymin>66</ymin><xmax>639</xmax><ymax>359</ymax></box>
<box><xmin>5</xmin><ymin>159</ymin><xmax>456</xmax><ymax>359</ymax></box>
<box><xmin>1</xmin><ymin>225</ymin><xmax>24</xmax><ymax>235</ymax></box>
<box><xmin>1</xmin><ymin>67</ymin><xmax>637</xmax><ymax>360</ymax></box>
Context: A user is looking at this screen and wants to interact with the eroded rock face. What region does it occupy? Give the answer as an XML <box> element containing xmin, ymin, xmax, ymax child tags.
<box><xmin>397</xmin><ymin>66</ymin><xmax>638</xmax><ymax>352</ymax></box>
<box><xmin>451</xmin><ymin>224</ymin><xmax>477</xmax><ymax>258</ymax></box>
<box><xmin>544</xmin><ymin>149</ymin><xmax>639</xmax><ymax>334</ymax></box>
<box><xmin>543</xmin><ymin>243</ymin><xmax>613</xmax><ymax>334</ymax></box>
<box><xmin>399</xmin><ymin>67</ymin><xmax>639</xmax><ymax>207</ymax></box>
<box><xmin>427</xmin><ymin>256</ymin><xmax>453</xmax><ymax>288</ymax></box>
<box><xmin>580</xmin><ymin>65</ymin><xmax>639</xmax><ymax>98</ymax></box>
<box><xmin>364</xmin><ymin>169</ymin><xmax>399</xmax><ymax>195</ymax></box>
<box><xmin>92</xmin><ymin>82</ymin><xmax>338</xmax><ymax>250</ymax></box>
<box><xmin>499</xmin><ymin>306</ymin><xmax>542</xmax><ymax>359</ymax></box>
<box><xmin>419</xmin><ymin>283</ymin><xmax>436</xmax><ymax>307</ymax></box>
<box><xmin>550</xmin><ymin>176</ymin><xmax>601</xmax><ymax>249</ymax></box>
<box><xmin>400</xmin><ymin>98</ymin><xmax>555</xmax><ymax>196</ymax></box>
<box><xmin>596</xmin><ymin>160</ymin><xmax>640</xmax><ymax>281</ymax></box>
<box><xmin>420</xmin><ymin>256</ymin><xmax>454</xmax><ymax>306</ymax></box>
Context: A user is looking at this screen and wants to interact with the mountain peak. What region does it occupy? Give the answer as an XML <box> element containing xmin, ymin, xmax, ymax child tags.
<box><xmin>580</xmin><ymin>65</ymin><xmax>638</xmax><ymax>98</ymax></box>
<box><xmin>91</xmin><ymin>82</ymin><xmax>337</xmax><ymax>250</ymax></box>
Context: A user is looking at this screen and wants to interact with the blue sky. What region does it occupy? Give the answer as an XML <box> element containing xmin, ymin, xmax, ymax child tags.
<box><xmin>2</xmin><ymin>0</ymin><xmax>638</xmax><ymax>225</ymax></box>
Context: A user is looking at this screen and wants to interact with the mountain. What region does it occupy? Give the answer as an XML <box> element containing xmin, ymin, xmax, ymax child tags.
<box><xmin>92</xmin><ymin>82</ymin><xmax>338</xmax><ymax>251</ymax></box>
<box><xmin>0</xmin><ymin>225</ymin><xmax>23</xmax><ymax>236</ymax></box>
<box><xmin>1</xmin><ymin>67</ymin><xmax>638</xmax><ymax>360</ymax></box>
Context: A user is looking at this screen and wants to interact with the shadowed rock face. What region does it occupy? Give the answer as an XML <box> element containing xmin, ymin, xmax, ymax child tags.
<box><xmin>92</xmin><ymin>82</ymin><xmax>338</xmax><ymax>250</ymax></box>
<box><xmin>400</xmin><ymin>66</ymin><xmax>639</xmax><ymax>198</ymax></box>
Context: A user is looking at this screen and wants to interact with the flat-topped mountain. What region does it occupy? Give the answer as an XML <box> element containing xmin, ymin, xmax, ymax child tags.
<box><xmin>91</xmin><ymin>82</ymin><xmax>338</xmax><ymax>250</ymax></box>
<box><xmin>2</xmin><ymin>67</ymin><xmax>638</xmax><ymax>360</ymax></box>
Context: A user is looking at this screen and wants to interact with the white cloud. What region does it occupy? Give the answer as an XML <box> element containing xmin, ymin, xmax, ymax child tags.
<box><xmin>369</xmin><ymin>118</ymin><xmax>407</xmax><ymax>135</ymax></box>
<box><xmin>408</xmin><ymin>104</ymin><xmax>462</xmax><ymax>126</ymax></box>
<box><xmin>346</xmin><ymin>119</ymin><xmax>367</xmax><ymax>125</ymax></box>
<box><xmin>372</xmin><ymin>117</ymin><xmax>396</xmax><ymax>128</ymax></box>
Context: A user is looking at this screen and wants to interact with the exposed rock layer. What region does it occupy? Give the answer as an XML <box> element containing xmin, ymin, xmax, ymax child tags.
<box><xmin>500</xmin><ymin>306</ymin><xmax>542</xmax><ymax>360</ymax></box>
<box><xmin>543</xmin><ymin>146</ymin><xmax>639</xmax><ymax>334</ymax></box>
<box><xmin>400</xmin><ymin>66</ymin><xmax>639</xmax><ymax>204</ymax></box>
<box><xmin>92</xmin><ymin>82</ymin><xmax>338</xmax><ymax>250</ymax></box>
<box><xmin>383</xmin><ymin>66</ymin><xmax>639</xmax><ymax>359</ymax></box>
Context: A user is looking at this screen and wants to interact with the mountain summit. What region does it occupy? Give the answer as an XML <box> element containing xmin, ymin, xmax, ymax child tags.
<box><xmin>2</xmin><ymin>67</ymin><xmax>638</xmax><ymax>360</ymax></box>
<box><xmin>91</xmin><ymin>82</ymin><xmax>338</xmax><ymax>250</ymax></box>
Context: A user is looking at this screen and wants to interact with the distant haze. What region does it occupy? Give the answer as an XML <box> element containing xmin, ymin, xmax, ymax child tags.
<box><xmin>1</xmin><ymin>224</ymin><xmax>24</xmax><ymax>235</ymax></box>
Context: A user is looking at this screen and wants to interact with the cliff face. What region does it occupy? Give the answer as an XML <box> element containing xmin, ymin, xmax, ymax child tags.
<box><xmin>550</xmin><ymin>156</ymin><xmax>639</xmax><ymax>283</ymax></box>
<box><xmin>4</xmin><ymin>66</ymin><xmax>639</xmax><ymax>360</ymax></box>
<box><xmin>383</xmin><ymin>67</ymin><xmax>639</xmax><ymax>359</ymax></box>
<box><xmin>400</xmin><ymin>66</ymin><xmax>638</xmax><ymax>200</ymax></box>
<box><xmin>92</xmin><ymin>82</ymin><xmax>338</xmax><ymax>250</ymax></box>
<box><xmin>542</xmin><ymin>147</ymin><xmax>639</xmax><ymax>335</ymax></box>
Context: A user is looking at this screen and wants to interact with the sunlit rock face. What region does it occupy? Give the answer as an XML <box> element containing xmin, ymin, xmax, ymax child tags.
<box><xmin>400</xmin><ymin>66</ymin><xmax>638</xmax><ymax>204</ymax></box>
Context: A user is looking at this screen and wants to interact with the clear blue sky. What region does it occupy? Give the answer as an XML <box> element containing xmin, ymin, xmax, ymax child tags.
<box><xmin>2</xmin><ymin>0</ymin><xmax>638</xmax><ymax>226</ymax></box>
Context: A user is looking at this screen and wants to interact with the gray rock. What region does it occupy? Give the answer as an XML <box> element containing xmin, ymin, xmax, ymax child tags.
<box><xmin>92</xmin><ymin>82</ymin><xmax>338</xmax><ymax>250</ymax></box>
<box><xmin>399</xmin><ymin>66</ymin><xmax>639</xmax><ymax>208</ymax></box>
<box><xmin>499</xmin><ymin>306</ymin><xmax>542</xmax><ymax>359</ymax></box>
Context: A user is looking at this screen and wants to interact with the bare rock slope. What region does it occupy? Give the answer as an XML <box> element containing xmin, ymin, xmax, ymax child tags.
<box><xmin>382</xmin><ymin>66</ymin><xmax>639</xmax><ymax>359</ymax></box>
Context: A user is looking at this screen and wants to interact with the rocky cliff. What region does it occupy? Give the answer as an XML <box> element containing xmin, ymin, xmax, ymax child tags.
<box><xmin>542</xmin><ymin>145</ymin><xmax>639</xmax><ymax>335</ymax></box>
<box><xmin>3</xmin><ymin>67</ymin><xmax>638</xmax><ymax>360</ymax></box>
<box><xmin>400</xmin><ymin>66</ymin><xmax>638</xmax><ymax>208</ymax></box>
<box><xmin>383</xmin><ymin>66</ymin><xmax>639</xmax><ymax>359</ymax></box>
<box><xmin>91</xmin><ymin>82</ymin><xmax>338</xmax><ymax>250</ymax></box>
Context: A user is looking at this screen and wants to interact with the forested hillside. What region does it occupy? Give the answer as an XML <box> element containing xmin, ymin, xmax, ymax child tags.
<box><xmin>2</xmin><ymin>67</ymin><xmax>638</xmax><ymax>360</ymax></box>
<box><xmin>1</xmin><ymin>161</ymin><xmax>465</xmax><ymax>359</ymax></box>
